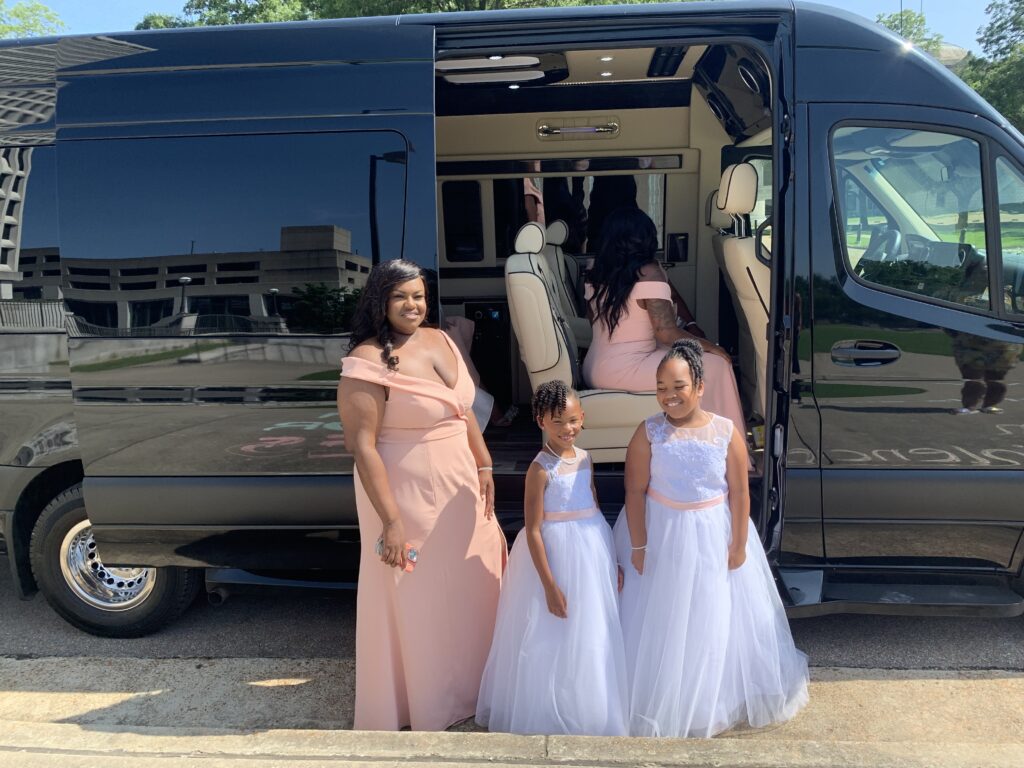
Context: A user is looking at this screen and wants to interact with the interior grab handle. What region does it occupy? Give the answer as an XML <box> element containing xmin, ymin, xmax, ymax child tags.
<box><xmin>537</xmin><ymin>122</ymin><xmax>619</xmax><ymax>137</ymax></box>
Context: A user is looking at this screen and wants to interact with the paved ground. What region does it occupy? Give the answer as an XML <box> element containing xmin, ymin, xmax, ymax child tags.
<box><xmin>2</xmin><ymin>564</ymin><xmax>1024</xmax><ymax>766</ymax></box>
<box><xmin>3</xmin><ymin>564</ymin><xmax>1023</xmax><ymax>670</ymax></box>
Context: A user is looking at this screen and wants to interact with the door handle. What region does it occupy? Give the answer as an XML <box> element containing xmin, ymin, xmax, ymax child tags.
<box><xmin>830</xmin><ymin>340</ymin><xmax>901</xmax><ymax>366</ymax></box>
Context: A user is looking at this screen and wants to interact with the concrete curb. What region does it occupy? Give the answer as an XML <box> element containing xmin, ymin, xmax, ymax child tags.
<box><xmin>1</xmin><ymin>720</ymin><xmax>1022</xmax><ymax>768</ymax></box>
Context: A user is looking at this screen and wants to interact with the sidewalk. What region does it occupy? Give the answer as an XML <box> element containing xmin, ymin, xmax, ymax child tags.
<box><xmin>0</xmin><ymin>658</ymin><xmax>1022</xmax><ymax>767</ymax></box>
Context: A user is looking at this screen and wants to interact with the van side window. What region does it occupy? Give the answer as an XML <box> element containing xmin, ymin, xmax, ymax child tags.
<box><xmin>56</xmin><ymin>131</ymin><xmax>408</xmax><ymax>336</ymax></box>
<box><xmin>833</xmin><ymin>126</ymin><xmax>991</xmax><ymax>312</ymax></box>
<box><xmin>0</xmin><ymin>146</ymin><xmax>63</xmax><ymax>328</ymax></box>
<box><xmin>995</xmin><ymin>157</ymin><xmax>1024</xmax><ymax>316</ymax></box>
<box><xmin>441</xmin><ymin>181</ymin><xmax>484</xmax><ymax>263</ymax></box>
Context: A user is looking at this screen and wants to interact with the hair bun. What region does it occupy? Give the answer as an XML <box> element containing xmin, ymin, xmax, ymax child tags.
<box><xmin>671</xmin><ymin>338</ymin><xmax>703</xmax><ymax>356</ymax></box>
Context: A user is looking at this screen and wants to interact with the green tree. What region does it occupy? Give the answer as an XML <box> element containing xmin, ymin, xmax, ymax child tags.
<box><xmin>875</xmin><ymin>9</ymin><xmax>943</xmax><ymax>54</ymax></box>
<box><xmin>957</xmin><ymin>1</ymin><xmax>1024</xmax><ymax>132</ymax></box>
<box><xmin>977</xmin><ymin>0</ymin><xmax>1024</xmax><ymax>59</ymax></box>
<box><xmin>287</xmin><ymin>283</ymin><xmax>360</xmax><ymax>334</ymax></box>
<box><xmin>142</xmin><ymin>0</ymin><xmax>682</xmax><ymax>27</ymax></box>
<box><xmin>136</xmin><ymin>13</ymin><xmax>194</xmax><ymax>29</ymax></box>
<box><xmin>0</xmin><ymin>0</ymin><xmax>63</xmax><ymax>38</ymax></box>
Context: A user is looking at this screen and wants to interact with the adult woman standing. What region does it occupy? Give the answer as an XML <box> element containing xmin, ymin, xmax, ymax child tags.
<box><xmin>582</xmin><ymin>207</ymin><xmax>745</xmax><ymax>436</ymax></box>
<box><xmin>337</xmin><ymin>259</ymin><xmax>506</xmax><ymax>731</ymax></box>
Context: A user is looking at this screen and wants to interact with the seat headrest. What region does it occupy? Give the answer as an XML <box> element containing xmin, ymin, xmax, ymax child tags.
<box><xmin>514</xmin><ymin>221</ymin><xmax>546</xmax><ymax>254</ymax></box>
<box><xmin>545</xmin><ymin>220</ymin><xmax>568</xmax><ymax>247</ymax></box>
<box><xmin>705</xmin><ymin>190</ymin><xmax>733</xmax><ymax>230</ymax></box>
<box><xmin>716</xmin><ymin>163</ymin><xmax>758</xmax><ymax>216</ymax></box>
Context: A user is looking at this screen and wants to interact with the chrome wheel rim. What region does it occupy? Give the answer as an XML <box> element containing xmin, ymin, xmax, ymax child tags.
<box><xmin>59</xmin><ymin>520</ymin><xmax>156</xmax><ymax>611</ymax></box>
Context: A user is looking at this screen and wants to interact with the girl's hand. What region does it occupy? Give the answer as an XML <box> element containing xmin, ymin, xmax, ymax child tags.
<box><xmin>631</xmin><ymin>548</ymin><xmax>646</xmax><ymax>575</ymax></box>
<box><xmin>617</xmin><ymin>566</ymin><xmax>624</xmax><ymax>592</ymax></box>
<box><xmin>382</xmin><ymin>519</ymin><xmax>408</xmax><ymax>570</ymax></box>
<box><xmin>478</xmin><ymin>469</ymin><xmax>495</xmax><ymax>519</ymax></box>
<box><xmin>545</xmin><ymin>584</ymin><xmax>568</xmax><ymax>618</ymax></box>
<box><xmin>728</xmin><ymin>544</ymin><xmax>747</xmax><ymax>570</ymax></box>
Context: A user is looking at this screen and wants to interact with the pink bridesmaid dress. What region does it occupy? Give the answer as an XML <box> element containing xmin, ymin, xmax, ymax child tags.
<box><xmin>339</xmin><ymin>331</ymin><xmax>506</xmax><ymax>731</ymax></box>
<box><xmin>582</xmin><ymin>281</ymin><xmax>745</xmax><ymax>436</ymax></box>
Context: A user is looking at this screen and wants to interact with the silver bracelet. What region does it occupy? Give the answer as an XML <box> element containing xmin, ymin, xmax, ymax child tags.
<box><xmin>477</xmin><ymin>466</ymin><xmax>493</xmax><ymax>472</ymax></box>
<box><xmin>631</xmin><ymin>544</ymin><xmax>647</xmax><ymax>551</ymax></box>
<box><xmin>683</xmin><ymin>321</ymin><xmax>698</xmax><ymax>329</ymax></box>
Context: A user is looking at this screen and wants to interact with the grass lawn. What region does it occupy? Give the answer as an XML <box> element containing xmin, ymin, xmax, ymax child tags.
<box><xmin>73</xmin><ymin>342</ymin><xmax>226</xmax><ymax>372</ymax></box>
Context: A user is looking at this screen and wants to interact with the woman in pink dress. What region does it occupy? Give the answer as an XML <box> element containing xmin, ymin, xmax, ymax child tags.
<box><xmin>337</xmin><ymin>259</ymin><xmax>506</xmax><ymax>731</ymax></box>
<box><xmin>582</xmin><ymin>207</ymin><xmax>745</xmax><ymax>436</ymax></box>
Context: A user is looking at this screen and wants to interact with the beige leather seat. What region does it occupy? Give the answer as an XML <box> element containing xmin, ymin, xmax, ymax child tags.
<box><xmin>711</xmin><ymin>163</ymin><xmax>770</xmax><ymax>417</ymax></box>
<box><xmin>542</xmin><ymin>220</ymin><xmax>591</xmax><ymax>347</ymax></box>
<box><xmin>505</xmin><ymin>222</ymin><xmax>659</xmax><ymax>463</ymax></box>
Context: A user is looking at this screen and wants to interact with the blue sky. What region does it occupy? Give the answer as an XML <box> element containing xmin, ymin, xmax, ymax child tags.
<box><xmin>44</xmin><ymin>0</ymin><xmax>991</xmax><ymax>52</ymax></box>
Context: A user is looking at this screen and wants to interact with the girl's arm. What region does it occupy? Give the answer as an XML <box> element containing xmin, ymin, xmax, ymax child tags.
<box><xmin>726</xmin><ymin>425</ymin><xmax>751</xmax><ymax>570</ymax></box>
<box><xmin>337</xmin><ymin>375</ymin><xmax>408</xmax><ymax>570</ymax></box>
<box><xmin>524</xmin><ymin>462</ymin><xmax>567</xmax><ymax>618</ymax></box>
<box><xmin>624</xmin><ymin>422</ymin><xmax>652</xmax><ymax>575</ymax></box>
<box><xmin>464</xmin><ymin>409</ymin><xmax>495</xmax><ymax>519</ymax></box>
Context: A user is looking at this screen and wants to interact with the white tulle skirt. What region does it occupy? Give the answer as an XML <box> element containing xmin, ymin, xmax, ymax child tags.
<box><xmin>613</xmin><ymin>500</ymin><xmax>809</xmax><ymax>738</ymax></box>
<box><xmin>477</xmin><ymin>514</ymin><xmax>629</xmax><ymax>736</ymax></box>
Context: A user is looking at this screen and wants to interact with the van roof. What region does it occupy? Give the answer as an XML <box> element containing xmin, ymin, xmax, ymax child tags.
<box><xmin>0</xmin><ymin>0</ymin><xmax>1010</xmax><ymax>134</ymax></box>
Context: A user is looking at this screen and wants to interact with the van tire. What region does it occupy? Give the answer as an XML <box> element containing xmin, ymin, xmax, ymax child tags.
<box><xmin>29</xmin><ymin>484</ymin><xmax>200</xmax><ymax>637</ymax></box>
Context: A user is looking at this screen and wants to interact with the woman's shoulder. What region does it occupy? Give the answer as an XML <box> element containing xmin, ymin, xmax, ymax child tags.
<box><xmin>636</xmin><ymin>261</ymin><xmax>669</xmax><ymax>283</ymax></box>
<box><xmin>348</xmin><ymin>341</ymin><xmax>384</xmax><ymax>361</ymax></box>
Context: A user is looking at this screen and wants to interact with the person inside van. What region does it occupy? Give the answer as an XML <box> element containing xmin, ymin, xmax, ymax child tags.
<box><xmin>582</xmin><ymin>207</ymin><xmax>745</xmax><ymax>437</ymax></box>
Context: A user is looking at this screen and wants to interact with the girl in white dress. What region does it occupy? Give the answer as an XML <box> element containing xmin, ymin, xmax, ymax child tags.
<box><xmin>477</xmin><ymin>381</ymin><xmax>628</xmax><ymax>736</ymax></box>
<box><xmin>615</xmin><ymin>339</ymin><xmax>809</xmax><ymax>738</ymax></box>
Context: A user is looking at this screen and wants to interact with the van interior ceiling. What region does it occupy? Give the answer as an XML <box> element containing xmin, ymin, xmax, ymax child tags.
<box><xmin>433</xmin><ymin>38</ymin><xmax>774</xmax><ymax>483</ymax></box>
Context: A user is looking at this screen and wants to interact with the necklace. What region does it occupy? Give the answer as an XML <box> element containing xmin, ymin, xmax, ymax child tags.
<box><xmin>544</xmin><ymin>442</ymin><xmax>579</xmax><ymax>464</ymax></box>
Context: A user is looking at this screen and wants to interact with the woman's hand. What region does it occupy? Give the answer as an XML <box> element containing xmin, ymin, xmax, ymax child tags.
<box><xmin>728</xmin><ymin>543</ymin><xmax>747</xmax><ymax>570</ymax></box>
<box><xmin>478</xmin><ymin>468</ymin><xmax>495</xmax><ymax>519</ymax></box>
<box><xmin>545</xmin><ymin>583</ymin><xmax>568</xmax><ymax>618</ymax></box>
<box><xmin>631</xmin><ymin>547</ymin><xmax>646</xmax><ymax>575</ymax></box>
<box><xmin>702</xmin><ymin>342</ymin><xmax>732</xmax><ymax>363</ymax></box>
<box><xmin>381</xmin><ymin>519</ymin><xmax>408</xmax><ymax>570</ymax></box>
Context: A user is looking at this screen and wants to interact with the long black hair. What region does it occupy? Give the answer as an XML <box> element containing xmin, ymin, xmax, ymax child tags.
<box><xmin>585</xmin><ymin>206</ymin><xmax>658</xmax><ymax>335</ymax></box>
<box><xmin>658</xmin><ymin>339</ymin><xmax>705</xmax><ymax>387</ymax></box>
<box><xmin>347</xmin><ymin>259</ymin><xmax>427</xmax><ymax>370</ymax></box>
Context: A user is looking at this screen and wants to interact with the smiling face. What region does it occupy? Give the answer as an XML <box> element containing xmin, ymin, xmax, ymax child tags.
<box><xmin>656</xmin><ymin>357</ymin><xmax>704</xmax><ymax>421</ymax></box>
<box><xmin>385</xmin><ymin>277</ymin><xmax>427</xmax><ymax>335</ymax></box>
<box><xmin>538</xmin><ymin>395</ymin><xmax>584</xmax><ymax>454</ymax></box>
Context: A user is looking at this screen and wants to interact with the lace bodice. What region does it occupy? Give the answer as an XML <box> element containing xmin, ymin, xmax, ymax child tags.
<box><xmin>533</xmin><ymin>447</ymin><xmax>598</xmax><ymax>515</ymax></box>
<box><xmin>647</xmin><ymin>412</ymin><xmax>732</xmax><ymax>504</ymax></box>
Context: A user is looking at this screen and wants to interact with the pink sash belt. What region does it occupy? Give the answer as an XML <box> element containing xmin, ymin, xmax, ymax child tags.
<box><xmin>544</xmin><ymin>506</ymin><xmax>600</xmax><ymax>522</ymax></box>
<box><xmin>647</xmin><ymin>487</ymin><xmax>726</xmax><ymax>511</ymax></box>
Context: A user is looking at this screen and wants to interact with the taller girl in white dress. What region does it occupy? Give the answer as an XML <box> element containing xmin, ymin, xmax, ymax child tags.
<box><xmin>615</xmin><ymin>339</ymin><xmax>808</xmax><ymax>738</ymax></box>
<box><xmin>477</xmin><ymin>381</ymin><xmax>628</xmax><ymax>736</ymax></box>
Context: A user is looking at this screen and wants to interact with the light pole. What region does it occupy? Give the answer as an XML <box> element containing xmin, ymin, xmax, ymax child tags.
<box><xmin>177</xmin><ymin>275</ymin><xmax>192</xmax><ymax>314</ymax></box>
<box><xmin>268</xmin><ymin>287</ymin><xmax>280</xmax><ymax>317</ymax></box>
<box><xmin>368</xmin><ymin>150</ymin><xmax>408</xmax><ymax>265</ymax></box>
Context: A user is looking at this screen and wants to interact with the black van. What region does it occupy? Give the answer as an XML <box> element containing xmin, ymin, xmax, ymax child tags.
<box><xmin>1</xmin><ymin>1</ymin><xmax>1023</xmax><ymax>636</ymax></box>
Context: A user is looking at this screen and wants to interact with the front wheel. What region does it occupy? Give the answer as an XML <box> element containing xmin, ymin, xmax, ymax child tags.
<box><xmin>29</xmin><ymin>484</ymin><xmax>200</xmax><ymax>637</ymax></box>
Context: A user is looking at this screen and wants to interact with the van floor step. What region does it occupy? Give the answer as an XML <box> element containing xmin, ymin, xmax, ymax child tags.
<box><xmin>786</xmin><ymin>578</ymin><xmax>1024</xmax><ymax>618</ymax></box>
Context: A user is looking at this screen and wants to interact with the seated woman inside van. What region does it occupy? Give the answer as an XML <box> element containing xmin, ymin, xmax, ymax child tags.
<box><xmin>582</xmin><ymin>207</ymin><xmax>746</xmax><ymax>436</ymax></box>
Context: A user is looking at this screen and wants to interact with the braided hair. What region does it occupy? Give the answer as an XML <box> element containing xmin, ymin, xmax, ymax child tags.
<box><xmin>658</xmin><ymin>338</ymin><xmax>705</xmax><ymax>387</ymax></box>
<box><xmin>531</xmin><ymin>379</ymin><xmax>576</xmax><ymax>422</ymax></box>
<box><xmin>347</xmin><ymin>259</ymin><xmax>427</xmax><ymax>371</ymax></box>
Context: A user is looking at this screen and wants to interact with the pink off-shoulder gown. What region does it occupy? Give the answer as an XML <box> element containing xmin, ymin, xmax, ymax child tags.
<box><xmin>340</xmin><ymin>332</ymin><xmax>506</xmax><ymax>731</ymax></box>
<box><xmin>582</xmin><ymin>281</ymin><xmax>745</xmax><ymax>436</ymax></box>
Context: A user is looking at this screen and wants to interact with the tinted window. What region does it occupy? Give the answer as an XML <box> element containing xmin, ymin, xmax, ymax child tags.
<box><xmin>58</xmin><ymin>131</ymin><xmax>407</xmax><ymax>336</ymax></box>
<box><xmin>441</xmin><ymin>181</ymin><xmax>484</xmax><ymax>263</ymax></box>
<box><xmin>833</xmin><ymin>126</ymin><xmax>991</xmax><ymax>311</ymax></box>
<box><xmin>0</xmin><ymin>145</ymin><xmax>63</xmax><ymax>330</ymax></box>
<box><xmin>996</xmin><ymin>157</ymin><xmax>1024</xmax><ymax>317</ymax></box>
